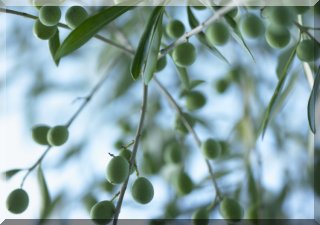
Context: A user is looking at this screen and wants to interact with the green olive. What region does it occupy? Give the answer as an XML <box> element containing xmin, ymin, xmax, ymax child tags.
<box><xmin>164</xmin><ymin>142</ymin><xmax>182</xmax><ymax>164</ymax></box>
<box><xmin>192</xmin><ymin>208</ymin><xmax>209</xmax><ymax>225</ymax></box>
<box><xmin>265</xmin><ymin>25</ymin><xmax>290</xmax><ymax>49</ymax></box>
<box><xmin>297</xmin><ymin>39</ymin><xmax>320</xmax><ymax>62</ymax></box>
<box><xmin>90</xmin><ymin>200</ymin><xmax>115</xmax><ymax>225</ymax></box>
<box><xmin>246</xmin><ymin>205</ymin><xmax>259</xmax><ymax>220</ymax></box>
<box><xmin>216</xmin><ymin>6</ymin><xmax>238</xmax><ymax>18</ymax></box>
<box><xmin>39</xmin><ymin>6</ymin><xmax>61</xmax><ymax>26</ymax></box>
<box><xmin>240</xmin><ymin>13</ymin><xmax>264</xmax><ymax>39</ymax></box>
<box><xmin>185</xmin><ymin>91</ymin><xmax>206</xmax><ymax>111</ymax></box>
<box><xmin>206</xmin><ymin>22</ymin><xmax>230</xmax><ymax>46</ymax></box>
<box><xmin>106</xmin><ymin>156</ymin><xmax>129</xmax><ymax>184</ymax></box>
<box><xmin>119</xmin><ymin>149</ymin><xmax>135</xmax><ymax>174</ymax></box>
<box><xmin>156</xmin><ymin>56</ymin><xmax>167</xmax><ymax>72</ymax></box>
<box><xmin>33</xmin><ymin>19</ymin><xmax>57</xmax><ymax>40</ymax></box>
<box><xmin>201</xmin><ymin>138</ymin><xmax>221</xmax><ymax>159</ymax></box>
<box><xmin>65</xmin><ymin>6</ymin><xmax>89</xmax><ymax>29</ymax></box>
<box><xmin>193</xmin><ymin>6</ymin><xmax>206</xmax><ymax>10</ymax></box>
<box><xmin>166</xmin><ymin>20</ymin><xmax>185</xmax><ymax>39</ymax></box>
<box><xmin>172</xmin><ymin>42</ymin><xmax>197</xmax><ymax>67</ymax></box>
<box><xmin>219</xmin><ymin>198</ymin><xmax>244</xmax><ymax>222</ymax></box>
<box><xmin>131</xmin><ymin>177</ymin><xmax>154</xmax><ymax>204</ymax></box>
<box><xmin>266</xmin><ymin>6</ymin><xmax>294</xmax><ymax>27</ymax></box>
<box><xmin>175</xmin><ymin>170</ymin><xmax>193</xmax><ymax>195</ymax></box>
<box><xmin>32</xmin><ymin>0</ymin><xmax>42</xmax><ymax>10</ymax></box>
<box><xmin>32</xmin><ymin>124</ymin><xmax>50</xmax><ymax>145</ymax></box>
<box><xmin>47</xmin><ymin>125</ymin><xmax>69</xmax><ymax>146</ymax></box>
<box><xmin>6</xmin><ymin>189</ymin><xmax>29</xmax><ymax>214</ymax></box>
<box><xmin>215</xmin><ymin>78</ymin><xmax>230</xmax><ymax>93</ymax></box>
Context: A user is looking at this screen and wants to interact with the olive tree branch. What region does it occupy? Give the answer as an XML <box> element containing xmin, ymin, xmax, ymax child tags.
<box><xmin>113</xmin><ymin>84</ymin><xmax>148</xmax><ymax>225</ymax></box>
<box><xmin>20</xmin><ymin>71</ymin><xmax>111</xmax><ymax>188</ymax></box>
<box><xmin>153</xmin><ymin>77</ymin><xmax>222</xmax><ymax>200</ymax></box>
<box><xmin>0</xmin><ymin>7</ymin><xmax>135</xmax><ymax>56</ymax></box>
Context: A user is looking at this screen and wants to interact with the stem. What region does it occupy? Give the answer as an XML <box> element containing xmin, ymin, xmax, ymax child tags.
<box><xmin>0</xmin><ymin>8</ymin><xmax>135</xmax><ymax>56</ymax></box>
<box><xmin>153</xmin><ymin>77</ymin><xmax>222</xmax><ymax>200</ymax></box>
<box><xmin>20</xmin><ymin>71</ymin><xmax>111</xmax><ymax>187</ymax></box>
<box><xmin>113</xmin><ymin>84</ymin><xmax>148</xmax><ymax>225</ymax></box>
<box><xmin>294</xmin><ymin>20</ymin><xmax>320</xmax><ymax>46</ymax></box>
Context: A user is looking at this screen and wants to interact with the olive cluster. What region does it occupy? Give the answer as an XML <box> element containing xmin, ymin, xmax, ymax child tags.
<box><xmin>32</xmin><ymin>124</ymin><xmax>69</xmax><ymax>146</ymax></box>
<box><xmin>33</xmin><ymin>5</ymin><xmax>88</xmax><ymax>40</ymax></box>
<box><xmin>90</xmin><ymin>149</ymin><xmax>154</xmax><ymax>224</ymax></box>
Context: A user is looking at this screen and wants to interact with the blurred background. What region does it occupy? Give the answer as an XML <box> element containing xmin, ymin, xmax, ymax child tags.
<box><xmin>1</xmin><ymin>3</ymin><xmax>319</xmax><ymax>221</ymax></box>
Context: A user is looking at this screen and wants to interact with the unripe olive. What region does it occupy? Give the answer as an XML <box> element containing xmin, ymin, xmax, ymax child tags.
<box><xmin>47</xmin><ymin>125</ymin><xmax>69</xmax><ymax>146</ymax></box>
<box><xmin>156</xmin><ymin>56</ymin><xmax>167</xmax><ymax>72</ymax></box>
<box><xmin>65</xmin><ymin>6</ymin><xmax>89</xmax><ymax>29</ymax></box>
<box><xmin>6</xmin><ymin>189</ymin><xmax>29</xmax><ymax>214</ymax></box>
<box><xmin>174</xmin><ymin>113</ymin><xmax>196</xmax><ymax>134</ymax></box>
<box><xmin>39</xmin><ymin>6</ymin><xmax>61</xmax><ymax>26</ymax></box>
<box><xmin>32</xmin><ymin>124</ymin><xmax>50</xmax><ymax>145</ymax></box>
<box><xmin>164</xmin><ymin>202</ymin><xmax>180</xmax><ymax>218</ymax></box>
<box><xmin>131</xmin><ymin>177</ymin><xmax>154</xmax><ymax>204</ymax></box>
<box><xmin>175</xmin><ymin>171</ymin><xmax>193</xmax><ymax>195</ymax></box>
<box><xmin>166</xmin><ymin>20</ymin><xmax>185</xmax><ymax>39</ymax></box>
<box><xmin>206</xmin><ymin>22</ymin><xmax>230</xmax><ymax>46</ymax></box>
<box><xmin>90</xmin><ymin>200</ymin><xmax>115</xmax><ymax>225</ymax></box>
<box><xmin>265</xmin><ymin>25</ymin><xmax>290</xmax><ymax>49</ymax></box>
<box><xmin>33</xmin><ymin>19</ymin><xmax>57</xmax><ymax>40</ymax></box>
<box><xmin>106</xmin><ymin>156</ymin><xmax>129</xmax><ymax>184</ymax></box>
<box><xmin>215</xmin><ymin>78</ymin><xmax>230</xmax><ymax>93</ymax></box>
<box><xmin>32</xmin><ymin>0</ymin><xmax>42</xmax><ymax>10</ymax></box>
<box><xmin>101</xmin><ymin>180</ymin><xmax>115</xmax><ymax>193</ymax></box>
<box><xmin>192</xmin><ymin>208</ymin><xmax>209</xmax><ymax>225</ymax></box>
<box><xmin>293</xmin><ymin>6</ymin><xmax>310</xmax><ymax>14</ymax></box>
<box><xmin>201</xmin><ymin>138</ymin><xmax>221</xmax><ymax>159</ymax></box>
<box><xmin>266</xmin><ymin>6</ymin><xmax>294</xmax><ymax>27</ymax></box>
<box><xmin>164</xmin><ymin>142</ymin><xmax>182</xmax><ymax>164</ymax></box>
<box><xmin>185</xmin><ymin>91</ymin><xmax>206</xmax><ymax>111</ymax></box>
<box><xmin>240</xmin><ymin>13</ymin><xmax>264</xmax><ymax>39</ymax></box>
<box><xmin>216</xmin><ymin>6</ymin><xmax>238</xmax><ymax>18</ymax></box>
<box><xmin>297</xmin><ymin>39</ymin><xmax>320</xmax><ymax>62</ymax></box>
<box><xmin>172</xmin><ymin>42</ymin><xmax>197</xmax><ymax>67</ymax></box>
<box><xmin>219</xmin><ymin>198</ymin><xmax>244</xmax><ymax>222</ymax></box>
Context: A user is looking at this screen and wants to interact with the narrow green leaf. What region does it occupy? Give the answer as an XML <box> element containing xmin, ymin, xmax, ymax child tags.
<box><xmin>175</xmin><ymin>65</ymin><xmax>190</xmax><ymax>90</ymax></box>
<box><xmin>37</xmin><ymin>165</ymin><xmax>51</xmax><ymax>220</ymax></box>
<box><xmin>55</xmin><ymin>6</ymin><xmax>133</xmax><ymax>61</ymax></box>
<box><xmin>2</xmin><ymin>169</ymin><xmax>23</xmax><ymax>179</ymax></box>
<box><xmin>308</xmin><ymin>67</ymin><xmax>320</xmax><ymax>133</ymax></box>
<box><xmin>276</xmin><ymin>46</ymin><xmax>296</xmax><ymax>79</ymax></box>
<box><xmin>131</xmin><ymin>7</ymin><xmax>164</xmax><ymax>80</ymax></box>
<box><xmin>40</xmin><ymin>193</ymin><xmax>64</xmax><ymax>220</ymax></box>
<box><xmin>190</xmin><ymin>79</ymin><xmax>205</xmax><ymax>89</ymax></box>
<box><xmin>49</xmin><ymin>29</ymin><xmax>60</xmax><ymax>66</ymax></box>
<box><xmin>224</xmin><ymin>15</ymin><xmax>255</xmax><ymax>62</ymax></box>
<box><xmin>258</xmin><ymin>43</ymin><xmax>298</xmax><ymax>138</ymax></box>
<box><xmin>247</xmin><ymin>165</ymin><xmax>258</xmax><ymax>205</ymax></box>
<box><xmin>187</xmin><ymin>7</ymin><xmax>229</xmax><ymax>64</ymax></box>
<box><xmin>143</xmin><ymin>12</ymin><xmax>164</xmax><ymax>84</ymax></box>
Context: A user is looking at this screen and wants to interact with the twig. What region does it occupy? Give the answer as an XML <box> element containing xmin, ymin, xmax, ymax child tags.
<box><xmin>294</xmin><ymin>20</ymin><xmax>320</xmax><ymax>46</ymax></box>
<box><xmin>153</xmin><ymin>77</ymin><xmax>222</xmax><ymax>200</ymax></box>
<box><xmin>113</xmin><ymin>84</ymin><xmax>148</xmax><ymax>225</ymax></box>
<box><xmin>0</xmin><ymin>7</ymin><xmax>135</xmax><ymax>56</ymax></box>
<box><xmin>20</xmin><ymin>71</ymin><xmax>111</xmax><ymax>187</ymax></box>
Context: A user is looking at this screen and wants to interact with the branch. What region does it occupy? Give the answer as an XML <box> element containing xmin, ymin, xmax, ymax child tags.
<box><xmin>0</xmin><ymin>7</ymin><xmax>135</xmax><ymax>56</ymax></box>
<box><xmin>159</xmin><ymin>5</ymin><xmax>236</xmax><ymax>57</ymax></box>
<box><xmin>113</xmin><ymin>84</ymin><xmax>148</xmax><ymax>225</ymax></box>
<box><xmin>20</xmin><ymin>71</ymin><xmax>111</xmax><ymax>187</ymax></box>
<box><xmin>153</xmin><ymin>77</ymin><xmax>222</xmax><ymax>200</ymax></box>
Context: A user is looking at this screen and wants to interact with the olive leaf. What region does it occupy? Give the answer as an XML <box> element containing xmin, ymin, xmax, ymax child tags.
<box><xmin>186</xmin><ymin>7</ymin><xmax>229</xmax><ymax>64</ymax></box>
<box><xmin>223</xmin><ymin>14</ymin><xmax>255</xmax><ymax>62</ymax></box>
<box><xmin>175</xmin><ymin>65</ymin><xmax>190</xmax><ymax>91</ymax></box>
<box><xmin>37</xmin><ymin>165</ymin><xmax>51</xmax><ymax>220</ymax></box>
<box><xmin>143</xmin><ymin>11</ymin><xmax>164</xmax><ymax>84</ymax></box>
<box><xmin>55</xmin><ymin>6</ymin><xmax>134</xmax><ymax>61</ymax></box>
<box><xmin>2</xmin><ymin>168</ymin><xmax>23</xmax><ymax>179</ymax></box>
<box><xmin>258</xmin><ymin>42</ymin><xmax>298</xmax><ymax>138</ymax></box>
<box><xmin>308</xmin><ymin>67</ymin><xmax>320</xmax><ymax>134</ymax></box>
<box><xmin>49</xmin><ymin>29</ymin><xmax>60</xmax><ymax>66</ymax></box>
<box><xmin>131</xmin><ymin>6</ymin><xmax>165</xmax><ymax>80</ymax></box>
